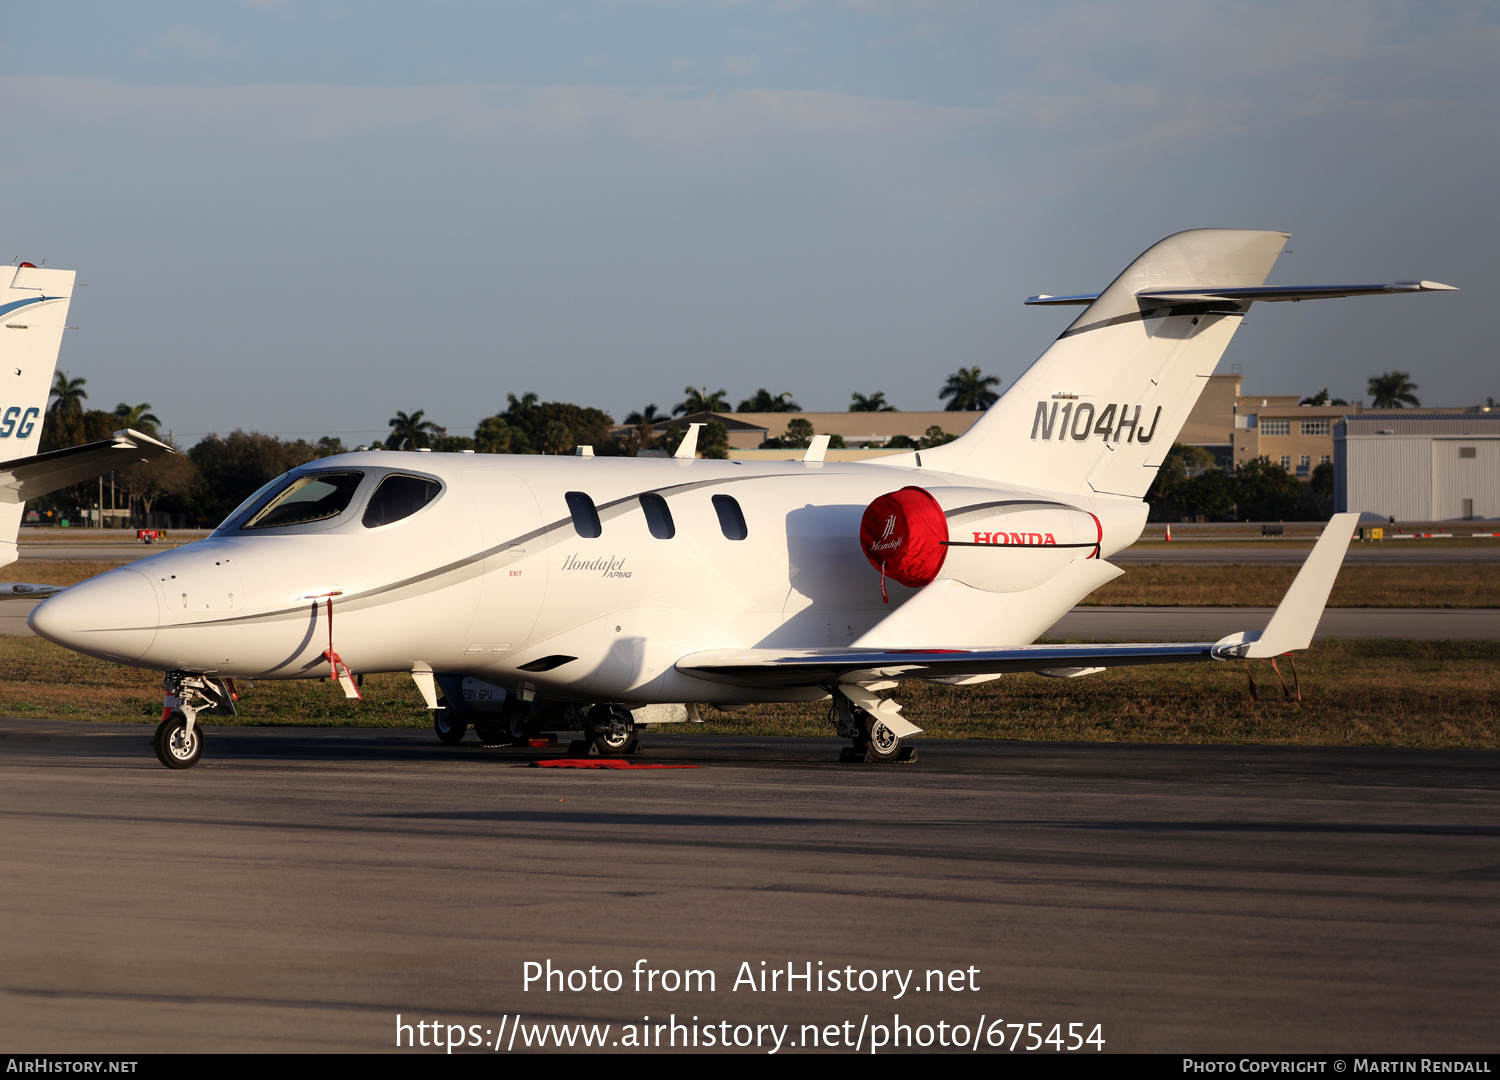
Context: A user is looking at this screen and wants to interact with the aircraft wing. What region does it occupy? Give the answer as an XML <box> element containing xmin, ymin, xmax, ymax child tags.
<box><xmin>0</xmin><ymin>429</ymin><xmax>174</xmax><ymax>504</ymax></box>
<box><xmin>678</xmin><ymin>641</ymin><xmax>1217</xmax><ymax>687</ymax></box>
<box><xmin>678</xmin><ymin>513</ymin><xmax>1361</xmax><ymax>690</ymax></box>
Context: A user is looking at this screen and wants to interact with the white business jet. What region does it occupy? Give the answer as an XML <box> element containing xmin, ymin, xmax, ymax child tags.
<box><xmin>0</xmin><ymin>261</ymin><xmax>173</xmax><ymax>590</ymax></box>
<box><xmin>25</xmin><ymin>231</ymin><xmax>1456</xmax><ymax>769</ymax></box>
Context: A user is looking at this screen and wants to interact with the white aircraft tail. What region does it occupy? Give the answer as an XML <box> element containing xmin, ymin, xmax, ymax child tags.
<box><xmin>0</xmin><ymin>263</ymin><xmax>76</xmax><ymax>565</ymax></box>
<box><xmin>918</xmin><ymin>229</ymin><xmax>1288</xmax><ymax>497</ymax></box>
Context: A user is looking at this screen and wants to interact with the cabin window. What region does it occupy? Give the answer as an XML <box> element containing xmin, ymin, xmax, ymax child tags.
<box><xmin>242</xmin><ymin>472</ymin><xmax>364</xmax><ymax>530</ymax></box>
<box><xmin>362</xmin><ymin>474</ymin><xmax>442</xmax><ymax>528</ymax></box>
<box><xmin>566</xmin><ymin>491</ymin><xmax>602</xmax><ymax>538</ymax></box>
<box><xmin>712</xmin><ymin>494</ymin><xmax>748</xmax><ymax>540</ymax></box>
<box><xmin>639</xmin><ymin>493</ymin><xmax>675</xmax><ymax>539</ymax></box>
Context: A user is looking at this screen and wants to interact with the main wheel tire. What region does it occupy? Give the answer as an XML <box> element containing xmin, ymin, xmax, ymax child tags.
<box><xmin>501</xmin><ymin>697</ymin><xmax>533</xmax><ymax>745</ymax></box>
<box><xmin>863</xmin><ymin>717</ymin><xmax>904</xmax><ymax>763</ymax></box>
<box><xmin>472</xmin><ymin>719</ymin><xmax>509</xmax><ymax>747</ymax></box>
<box><xmin>153</xmin><ymin>711</ymin><xmax>204</xmax><ymax>770</ymax></box>
<box><xmin>588</xmin><ymin>704</ymin><xmax>637</xmax><ymax>758</ymax></box>
<box><xmin>433</xmin><ymin>709</ymin><xmax>468</xmax><ymax>745</ymax></box>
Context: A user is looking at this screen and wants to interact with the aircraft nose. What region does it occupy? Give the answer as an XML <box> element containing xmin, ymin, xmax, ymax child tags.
<box><xmin>29</xmin><ymin>568</ymin><xmax>160</xmax><ymax>663</ymax></box>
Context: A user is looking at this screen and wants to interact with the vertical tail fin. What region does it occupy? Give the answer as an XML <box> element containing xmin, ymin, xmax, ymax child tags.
<box><xmin>919</xmin><ymin>229</ymin><xmax>1287</xmax><ymax>496</ymax></box>
<box><xmin>0</xmin><ymin>263</ymin><xmax>76</xmax><ymax>564</ymax></box>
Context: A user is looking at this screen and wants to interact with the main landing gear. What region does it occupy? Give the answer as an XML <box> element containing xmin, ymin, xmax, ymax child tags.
<box><xmin>585</xmin><ymin>704</ymin><xmax>639</xmax><ymax>757</ymax></box>
<box><xmin>153</xmin><ymin>672</ymin><xmax>237</xmax><ymax>770</ymax></box>
<box><xmin>832</xmin><ymin>686</ymin><xmax>921</xmax><ymax>764</ymax></box>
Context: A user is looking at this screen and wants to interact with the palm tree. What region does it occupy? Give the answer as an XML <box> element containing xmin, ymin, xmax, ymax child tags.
<box><xmin>939</xmin><ymin>367</ymin><xmax>1001</xmax><ymax>412</ymax></box>
<box><xmin>1299</xmin><ymin>388</ymin><xmax>1348</xmax><ymax>407</ymax></box>
<box><xmin>1367</xmin><ymin>372</ymin><xmax>1420</xmax><ymax>409</ymax></box>
<box><xmin>673</xmin><ymin>387</ymin><xmax>730</xmax><ymax>416</ymax></box>
<box><xmin>49</xmin><ymin>371</ymin><xmax>87</xmax><ymax>414</ymax></box>
<box><xmin>386</xmin><ymin>409</ymin><xmax>441</xmax><ymax>450</ymax></box>
<box><xmin>736</xmin><ymin>388</ymin><xmax>800</xmax><ymax>413</ymax></box>
<box><xmin>849</xmin><ymin>391</ymin><xmax>897</xmax><ymax>412</ymax></box>
<box><xmin>114</xmin><ymin>402</ymin><xmax>162</xmax><ymax>432</ymax></box>
<box><xmin>624</xmin><ymin>404</ymin><xmax>663</xmax><ymax>425</ymax></box>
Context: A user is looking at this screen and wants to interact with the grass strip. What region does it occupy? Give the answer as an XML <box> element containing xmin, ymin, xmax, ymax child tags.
<box><xmin>1085</xmin><ymin>563</ymin><xmax>1500</xmax><ymax>607</ymax></box>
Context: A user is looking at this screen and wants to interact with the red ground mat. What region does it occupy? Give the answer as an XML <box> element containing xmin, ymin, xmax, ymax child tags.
<box><xmin>522</xmin><ymin>759</ymin><xmax>702</xmax><ymax>769</ymax></box>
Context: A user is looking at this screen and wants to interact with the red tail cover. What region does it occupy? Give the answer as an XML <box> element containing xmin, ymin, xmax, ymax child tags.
<box><xmin>860</xmin><ymin>486</ymin><xmax>949</xmax><ymax>588</ymax></box>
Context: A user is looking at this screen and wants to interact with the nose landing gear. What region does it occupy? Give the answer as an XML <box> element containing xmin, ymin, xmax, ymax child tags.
<box><xmin>153</xmin><ymin>710</ymin><xmax>203</xmax><ymax>769</ymax></box>
<box><xmin>153</xmin><ymin>673</ymin><xmax>237</xmax><ymax>769</ymax></box>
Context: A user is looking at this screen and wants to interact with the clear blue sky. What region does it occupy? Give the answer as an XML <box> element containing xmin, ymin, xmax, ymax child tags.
<box><xmin>5</xmin><ymin>1</ymin><xmax>1495</xmax><ymax>442</ymax></box>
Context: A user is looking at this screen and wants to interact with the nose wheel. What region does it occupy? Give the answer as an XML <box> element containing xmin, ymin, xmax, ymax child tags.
<box><xmin>154</xmin><ymin>710</ymin><xmax>204</xmax><ymax>769</ymax></box>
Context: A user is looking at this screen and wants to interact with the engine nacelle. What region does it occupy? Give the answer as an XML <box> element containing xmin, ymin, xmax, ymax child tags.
<box><xmin>860</xmin><ymin>486</ymin><xmax>1101</xmax><ymax>594</ymax></box>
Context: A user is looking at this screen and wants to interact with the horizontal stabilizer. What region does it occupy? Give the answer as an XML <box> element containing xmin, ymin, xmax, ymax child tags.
<box><xmin>0</xmin><ymin>429</ymin><xmax>174</xmax><ymax>505</ymax></box>
<box><xmin>1211</xmin><ymin>513</ymin><xmax>1359</xmax><ymax>659</ymax></box>
<box><xmin>1137</xmin><ymin>281</ymin><xmax>1458</xmax><ymax>304</ymax></box>
<box><xmin>1026</xmin><ymin>281</ymin><xmax>1457</xmax><ymax>308</ymax></box>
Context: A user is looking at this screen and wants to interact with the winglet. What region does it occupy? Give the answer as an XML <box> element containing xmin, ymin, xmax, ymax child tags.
<box><xmin>803</xmin><ymin>434</ymin><xmax>831</xmax><ymax>463</ymax></box>
<box><xmin>1212</xmin><ymin>513</ymin><xmax>1360</xmax><ymax>659</ymax></box>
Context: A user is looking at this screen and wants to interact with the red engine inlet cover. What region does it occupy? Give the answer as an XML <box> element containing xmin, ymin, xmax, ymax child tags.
<box><xmin>860</xmin><ymin>486</ymin><xmax>949</xmax><ymax>588</ymax></box>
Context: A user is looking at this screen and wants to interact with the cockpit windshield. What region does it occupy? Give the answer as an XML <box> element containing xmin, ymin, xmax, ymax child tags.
<box><xmin>242</xmin><ymin>472</ymin><xmax>364</xmax><ymax>530</ymax></box>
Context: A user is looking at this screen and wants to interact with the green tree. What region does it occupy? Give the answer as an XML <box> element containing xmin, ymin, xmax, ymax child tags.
<box><xmin>499</xmin><ymin>394</ymin><xmax>613</xmax><ymax>451</ymax></box>
<box><xmin>113</xmin><ymin>402</ymin><xmax>161</xmax><ymax>433</ymax></box>
<box><xmin>49</xmin><ymin>371</ymin><xmax>88</xmax><ymax>415</ymax></box>
<box><xmin>918</xmin><ymin>425</ymin><xmax>957</xmax><ymax>449</ymax></box>
<box><xmin>313</xmin><ymin>436</ymin><xmax>347</xmax><ymax>457</ymax></box>
<box><xmin>781</xmin><ymin>418</ymin><xmax>814</xmax><ymax>448</ymax></box>
<box><xmin>1146</xmin><ymin>443</ymin><xmax>1221</xmax><ymax>521</ymax></box>
<box><xmin>1367</xmin><ymin>371</ymin><xmax>1420</xmax><ymax>409</ymax></box>
<box><xmin>624</xmin><ymin>404</ymin><xmax>663</xmax><ymax>425</ymax></box>
<box><xmin>699</xmin><ymin>419</ymin><xmax>730</xmax><ymax>459</ymax></box>
<box><xmin>1233</xmin><ymin>456</ymin><xmax>1309</xmax><ymax>521</ymax></box>
<box><xmin>1310</xmin><ymin>460</ymin><xmax>1335</xmax><ymax>502</ymax></box>
<box><xmin>386</xmin><ymin>410</ymin><xmax>441</xmax><ymax>450</ymax></box>
<box><xmin>849</xmin><ymin>391</ymin><xmax>897</xmax><ymax>412</ymax></box>
<box><xmin>433</xmin><ymin>433</ymin><xmax>476</xmax><ymax>452</ymax></box>
<box><xmin>939</xmin><ymin>367</ymin><xmax>1001</xmax><ymax>411</ymax></box>
<box><xmin>540</xmin><ymin>420</ymin><xmax>575</xmax><ymax>455</ymax></box>
<box><xmin>1299</xmin><ymin>388</ymin><xmax>1348</xmax><ymax>406</ymax></box>
<box><xmin>189</xmin><ymin>431</ymin><xmax>320</xmax><ymax>524</ymax></box>
<box><xmin>473</xmin><ymin>415</ymin><xmax>514</xmax><ymax>454</ymax></box>
<box><xmin>673</xmin><ymin>387</ymin><xmax>730</xmax><ymax>416</ymax></box>
<box><xmin>737</xmin><ymin>388</ymin><xmax>800</xmax><ymax>412</ymax></box>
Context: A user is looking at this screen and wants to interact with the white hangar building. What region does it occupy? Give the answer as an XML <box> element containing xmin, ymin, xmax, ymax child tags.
<box><xmin>1335</xmin><ymin>412</ymin><xmax>1500</xmax><ymax>521</ymax></box>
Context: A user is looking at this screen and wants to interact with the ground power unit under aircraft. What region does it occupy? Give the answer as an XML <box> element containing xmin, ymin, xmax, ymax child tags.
<box><xmin>22</xmin><ymin>231</ymin><xmax>1457</xmax><ymax>769</ymax></box>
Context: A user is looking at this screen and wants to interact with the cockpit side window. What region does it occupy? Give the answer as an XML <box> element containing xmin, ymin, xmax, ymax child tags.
<box><xmin>242</xmin><ymin>472</ymin><xmax>364</xmax><ymax>530</ymax></box>
<box><xmin>566</xmin><ymin>491</ymin><xmax>602</xmax><ymax>538</ymax></box>
<box><xmin>362</xmin><ymin>474</ymin><xmax>442</xmax><ymax>528</ymax></box>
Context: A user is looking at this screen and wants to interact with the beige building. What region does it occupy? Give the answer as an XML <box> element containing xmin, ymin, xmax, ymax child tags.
<box><xmin>1181</xmin><ymin>374</ymin><xmax>1359</xmax><ymax>478</ymax></box>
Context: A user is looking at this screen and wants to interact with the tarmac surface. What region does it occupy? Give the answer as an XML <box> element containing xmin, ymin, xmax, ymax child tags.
<box><xmin>2</xmin><ymin>720</ymin><xmax>1496</xmax><ymax>1053</ymax></box>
